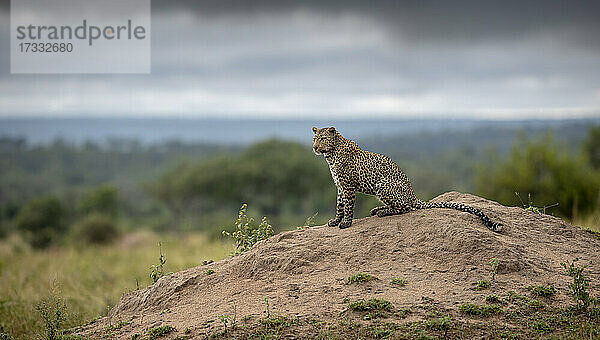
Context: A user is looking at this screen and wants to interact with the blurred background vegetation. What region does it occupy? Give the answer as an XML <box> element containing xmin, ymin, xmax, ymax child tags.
<box><xmin>1</xmin><ymin>121</ymin><xmax>599</xmax><ymax>339</ymax></box>
<box><xmin>1</xmin><ymin>122</ymin><xmax>598</xmax><ymax>243</ymax></box>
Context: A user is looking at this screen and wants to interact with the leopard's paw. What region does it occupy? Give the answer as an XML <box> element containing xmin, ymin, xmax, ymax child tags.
<box><xmin>328</xmin><ymin>218</ymin><xmax>341</xmax><ymax>227</ymax></box>
<box><xmin>338</xmin><ymin>220</ymin><xmax>352</xmax><ymax>229</ymax></box>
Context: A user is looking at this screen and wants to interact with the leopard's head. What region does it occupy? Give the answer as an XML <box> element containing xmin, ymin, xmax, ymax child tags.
<box><xmin>311</xmin><ymin>126</ymin><xmax>337</xmax><ymax>155</ymax></box>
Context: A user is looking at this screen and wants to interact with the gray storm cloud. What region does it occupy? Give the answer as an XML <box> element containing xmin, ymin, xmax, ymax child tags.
<box><xmin>0</xmin><ymin>0</ymin><xmax>599</xmax><ymax>118</ymax></box>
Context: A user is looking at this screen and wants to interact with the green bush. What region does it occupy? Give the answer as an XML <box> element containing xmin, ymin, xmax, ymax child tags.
<box><xmin>153</xmin><ymin>140</ymin><xmax>332</xmax><ymax>221</ymax></box>
<box><xmin>73</xmin><ymin>213</ymin><xmax>119</xmax><ymax>245</ymax></box>
<box><xmin>222</xmin><ymin>204</ymin><xmax>274</xmax><ymax>255</ymax></box>
<box><xmin>477</xmin><ymin>133</ymin><xmax>600</xmax><ymax>218</ymax></box>
<box><xmin>16</xmin><ymin>196</ymin><xmax>66</xmax><ymax>248</ymax></box>
<box><xmin>79</xmin><ymin>185</ymin><xmax>119</xmax><ymax>218</ymax></box>
<box><xmin>583</xmin><ymin>125</ymin><xmax>600</xmax><ymax>169</ymax></box>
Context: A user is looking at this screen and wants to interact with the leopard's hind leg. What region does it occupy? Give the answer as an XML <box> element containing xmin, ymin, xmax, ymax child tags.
<box><xmin>370</xmin><ymin>206</ymin><xmax>388</xmax><ymax>216</ymax></box>
<box><xmin>373</xmin><ymin>180</ymin><xmax>414</xmax><ymax>218</ymax></box>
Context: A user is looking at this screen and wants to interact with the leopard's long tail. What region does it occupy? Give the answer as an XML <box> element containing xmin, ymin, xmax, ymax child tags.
<box><xmin>415</xmin><ymin>200</ymin><xmax>503</xmax><ymax>232</ymax></box>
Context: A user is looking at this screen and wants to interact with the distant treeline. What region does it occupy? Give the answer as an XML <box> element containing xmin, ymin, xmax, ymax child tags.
<box><xmin>1</xmin><ymin>125</ymin><xmax>599</xmax><ymax>247</ymax></box>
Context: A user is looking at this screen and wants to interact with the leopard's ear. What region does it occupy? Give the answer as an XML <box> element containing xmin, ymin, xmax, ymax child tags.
<box><xmin>328</xmin><ymin>127</ymin><xmax>336</xmax><ymax>134</ymax></box>
<box><xmin>312</xmin><ymin>126</ymin><xmax>318</xmax><ymax>134</ymax></box>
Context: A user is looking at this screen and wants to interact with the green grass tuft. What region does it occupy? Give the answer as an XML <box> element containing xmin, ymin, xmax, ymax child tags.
<box><xmin>458</xmin><ymin>303</ymin><xmax>503</xmax><ymax>317</ymax></box>
<box><xmin>348</xmin><ymin>298</ymin><xmax>393</xmax><ymax>319</ymax></box>
<box><xmin>348</xmin><ymin>299</ymin><xmax>393</xmax><ymax>312</ymax></box>
<box><xmin>528</xmin><ymin>299</ymin><xmax>545</xmax><ymax>310</ymax></box>
<box><xmin>347</xmin><ymin>273</ymin><xmax>375</xmax><ymax>284</ymax></box>
<box><xmin>425</xmin><ymin>316</ymin><xmax>453</xmax><ymax>331</ymax></box>
<box><xmin>390</xmin><ymin>278</ymin><xmax>407</xmax><ymax>286</ymax></box>
<box><xmin>146</xmin><ymin>325</ymin><xmax>175</xmax><ymax>339</ymax></box>
<box><xmin>475</xmin><ymin>280</ymin><xmax>491</xmax><ymax>290</ymax></box>
<box><xmin>106</xmin><ymin>320</ymin><xmax>130</xmax><ymax>331</ymax></box>
<box><xmin>530</xmin><ymin>320</ymin><xmax>553</xmax><ymax>334</ymax></box>
<box><xmin>527</xmin><ymin>285</ymin><xmax>556</xmax><ymax>297</ymax></box>
<box><xmin>370</xmin><ymin>325</ymin><xmax>395</xmax><ymax>339</ymax></box>
<box><xmin>397</xmin><ymin>308</ymin><xmax>412</xmax><ymax>319</ymax></box>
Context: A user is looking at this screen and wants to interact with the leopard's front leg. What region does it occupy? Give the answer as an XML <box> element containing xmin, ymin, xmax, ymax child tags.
<box><xmin>338</xmin><ymin>188</ymin><xmax>356</xmax><ymax>229</ymax></box>
<box><xmin>328</xmin><ymin>188</ymin><xmax>344</xmax><ymax>227</ymax></box>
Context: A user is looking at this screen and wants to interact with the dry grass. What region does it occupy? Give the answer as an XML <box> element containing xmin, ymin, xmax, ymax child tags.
<box><xmin>573</xmin><ymin>212</ymin><xmax>600</xmax><ymax>233</ymax></box>
<box><xmin>0</xmin><ymin>231</ymin><xmax>230</xmax><ymax>339</ymax></box>
<box><xmin>1</xmin><ymin>209</ymin><xmax>598</xmax><ymax>339</ymax></box>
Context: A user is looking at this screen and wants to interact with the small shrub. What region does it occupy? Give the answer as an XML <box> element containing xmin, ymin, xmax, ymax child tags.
<box><xmin>36</xmin><ymin>294</ymin><xmax>68</xmax><ymax>340</ymax></box>
<box><xmin>147</xmin><ymin>325</ymin><xmax>174</xmax><ymax>339</ymax></box>
<box><xmin>206</xmin><ymin>269</ymin><xmax>215</xmax><ymax>275</ymax></box>
<box><xmin>489</xmin><ymin>258</ymin><xmax>499</xmax><ymax>281</ymax></box>
<box><xmin>347</xmin><ymin>273</ymin><xmax>375</xmax><ymax>284</ymax></box>
<box><xmin>476</xmin><ymin>280</ymin><xmax>491</xmax><ymax>290</ymax></box>
<box><xmin>16</xmin><ymin>196</ymin><xmax>66</xmax><ymax>248</ymax></box>
<box><xmin>515</xmin><ymin>192</ymin><xmax>542</xmax><ymax>214</ymax></box>
<box><xmin>561</xmin><ymin>258</ymin><xmax>598</xmax><ymax>312</ymax></box>
<box><xmin>150</xmin><ymin>242</ymin><xmax>166</xmax><ymax>283</ymax></box>
<box><xmin>527</xmin><ymin>285</ymin><xmax>556</xmax><ymax>297</ymax></box>
<box><xmin>390</xmin><ymin>278</ymin><xmax>407</xmax><ymax>286</ymax></box>
<box><xmin>458</xmin><ymin>303</ymin><xmax>503</xmax><ymax>317</ymax></box>
<box><xmin>218</xmin><ymin>314</ymin><xmax>231</xmax><ymax>332</ymax></box>
<box><xmin>222</xmin><ymin>204</ymin><xmax>274</xmax><ymax>256</ymax></box>
<box><xmin>73</xmin><ymin>213</ymin><xmax>119</xmax><ymax>244</ymax></box>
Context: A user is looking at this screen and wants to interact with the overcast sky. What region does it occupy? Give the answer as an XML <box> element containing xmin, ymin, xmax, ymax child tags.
<box><xmin>1</xmin><ymin>0</ymin><xmax>600</xmax><ymax>119</ymax></box>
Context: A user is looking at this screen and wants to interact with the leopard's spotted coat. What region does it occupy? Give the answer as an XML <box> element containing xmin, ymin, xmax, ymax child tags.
<box><xmin>312</xmin><ymin>126</ymin><xmax>503</xmax><ymax>232</ymax></box>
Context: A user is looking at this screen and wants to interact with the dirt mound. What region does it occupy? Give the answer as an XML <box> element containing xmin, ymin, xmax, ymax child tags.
<box><xmin>77</xmin><ymin>192</ymin><xmax>600</xmax><ymax>339</ymax></box>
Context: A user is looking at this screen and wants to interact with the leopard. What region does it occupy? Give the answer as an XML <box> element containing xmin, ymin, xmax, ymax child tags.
<box><xmin>311</xmin><ymin>126</ymin><xmax>503</xmax><ymax>232</ymax></box>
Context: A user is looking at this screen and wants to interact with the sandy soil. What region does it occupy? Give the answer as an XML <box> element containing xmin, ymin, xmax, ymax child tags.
<box><xmin>77</xmin><ymin>192</ymin><xmax>600</xmax><ymax>339</ymax></box>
